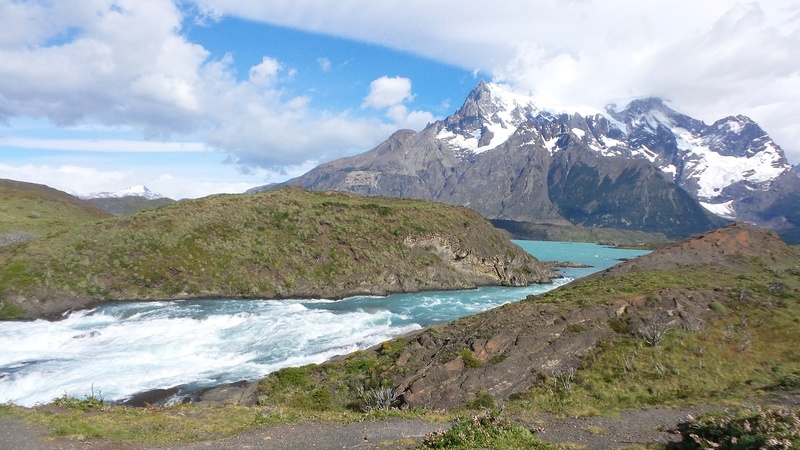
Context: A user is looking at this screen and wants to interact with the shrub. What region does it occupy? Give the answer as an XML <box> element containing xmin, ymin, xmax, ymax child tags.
<box><xmin>289</xmin><ymin>388</ymin><xmax>331</xmax><ymax>411</ymax></box>
<box><xmin>0</xmin><ymin>231</ymin><xmax>36</xmax><ymax>246</ymax></box>
<box><xmin>709</xmin><ymin>301</ymin><xmax>727</xmax><ymax>313</ymax></box>
<box><xmin>777</xmin><ymin>373</ymin><xmax>800</xmax><ymax>390</ymax></box>
<box><xmin>357</xmin><ymin>385</ymin><xmax>399</xmax><ymax>411</ymax></box>
<box><xmin>461</xmin><ymin>349</ymin><xmax>483</xmax><ymax>369</ymax></box>
<box><xmin>639</xmin><ymin>312</ymin><xmax>672</xmax><ymax>347</ymax></box>
<box><xmin>608</xmin><ymin>317</ymin><xmax>631</xmax><ymax>334</ymax></box>
<box><xmin>421</xmin><ymin>410</ymin><xmax>557</xmax><ymax>449</ymax></box>
<box><xmin>466</xmin><ymin>389</ymin><xmax>495</xmax><ymax>410</ymax></box>
<box><xmin>679</xmin><ymin>406</ymin><xmax>800</xmax><ymax>449</ymax></box>
<box><xmin>272</xmin><ymin>366</ymin><xmax>310</xmax><ymax>388</ymax></box>
<box><xmin>52</xmin><ymin>390</ymin><xmax>105</xmax><ymax>411</ymax></box>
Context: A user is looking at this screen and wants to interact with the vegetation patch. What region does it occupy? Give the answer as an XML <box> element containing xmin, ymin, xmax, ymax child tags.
<box><xmin>420</xmin><ymin>410</ymin><xmax>557</xmax><ymax>449</ymax></box>
<box><xmin>678</xmin><ymin>406</ymin><xmax>800</xmax><ymax>449</ymax></box>
<box><xmin>460</xmin><ymin>349</ymin><xmax>483</xmax><ymax>369</ymax></box>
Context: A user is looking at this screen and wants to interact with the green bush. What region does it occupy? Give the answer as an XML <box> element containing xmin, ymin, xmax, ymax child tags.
<box><xmin>460</xmin><ymin>349</ymin><xmax>483</xmax><ymax>369</ymax></box>
<box><xmin>709</xmin><ymin>301</ymin><xmax>727</xmax><ymax>313</ymax></box>
<box><xmin>421</xmin><ymin>410</ymin><xmax>557</xmax><ymax>449</ymax></box>
<box><xmin>608</xmin><ymin>317</ymin><xmax>631</xmax><ymax>334</ymax></box>
<box><xmin>273</xmin><ymin>366</ymin><xmax>311</xmax><ymax>388</ymax></box>
<box><xmin>466</xmin><ymin>390</ymin><xmax>495</xmax><ymax>410</ymax></box>
<box><xmin>52</xmin><ymin>392</ymin><xmax>105</xmax><ymax>411</ymax></box>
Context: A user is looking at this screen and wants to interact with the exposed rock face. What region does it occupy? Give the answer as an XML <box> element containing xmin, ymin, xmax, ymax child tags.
<box><xmin>254</xmin><ymin>81</ymin><xmax>799</xmax><ymax>241</ymax></box>
<box><xmin>402</xmin><ymin>233</ymin><xmax>535</xmax><ymax>287</ymax></box>
<box><xmin>193</xmin><ymin>380</ymin><xmax>259</xmax><ymax>407</ymax></box>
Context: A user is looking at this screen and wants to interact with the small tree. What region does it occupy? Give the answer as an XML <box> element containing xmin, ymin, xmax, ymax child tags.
<box><xmin>639</xmin><ymin>312</ymin><xmax>672</xmax><ymax>347</ymax></box>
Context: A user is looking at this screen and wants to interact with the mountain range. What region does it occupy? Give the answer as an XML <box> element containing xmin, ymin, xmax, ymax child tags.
<box><xmin>78</xmin><ymin>185</ymin><xmax>164</xmax><ymax>200</ymax></box>
<box><xmin>252</xmin><ymin>81</ymin><xmax>800</xmax><ymax>242</ymax></box>
<box><xmin>77</xmin><ymin>185</ymin><xmax>175</xmax><ymax>216</ymax></box>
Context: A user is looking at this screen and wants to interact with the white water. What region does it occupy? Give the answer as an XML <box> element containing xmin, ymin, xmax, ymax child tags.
<box><xmin>0</xmin><ymin>241</ymin><xmax>648</xmax><ymax>406</ymax></box>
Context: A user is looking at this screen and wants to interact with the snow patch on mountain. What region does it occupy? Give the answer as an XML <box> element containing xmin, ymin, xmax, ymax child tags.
<box><xmin>79</xmin><ymin>185</ymin><xmax>163</xmax><ymax>200</ymax></box>
<box><xmin>437</xmin><ymin>82</ymin><xmax>540</xmax><ymax>155</ymax></box>
<box><xmin>700</xmin><ymin>200</ymin><xmax>736</xmax><ymax>220</ymax></box>
<box><xmin>430</xmin><ymin>82</ymin><xmax>794</xmax><ymax>223</ymax></box>
<box><xmin>674</xmin><ymin>129</ymin><xmax>787</xmax><ymax>200</ymax></box>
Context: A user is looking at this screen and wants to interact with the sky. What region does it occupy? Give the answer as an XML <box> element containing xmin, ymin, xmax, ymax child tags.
<box><xmin>1</xmin><ymin>0</ymin><xmax>798</xmax><ymax>199</ymax></box>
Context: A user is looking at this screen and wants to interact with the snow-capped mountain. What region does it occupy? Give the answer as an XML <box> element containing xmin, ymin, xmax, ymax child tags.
<box><xmin>252</xmin><ymin>81</ymin><xmax>799</xmax><ymax>241</ymax></box>
<box><xmin>78</xmin><ymin>185</ymin><xmax>164</xmax><ymax>200</ymax></box>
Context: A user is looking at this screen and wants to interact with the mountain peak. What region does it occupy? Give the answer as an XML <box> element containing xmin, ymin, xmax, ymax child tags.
<box><xmin>78</xmin><ymin>185</ymin><xmax>164</xmax><ymax>200</ymax></box>
<box><xmin>438</xmin><ymin>82</ymin><xmax>540</xmax><ymax>156</ymax></box>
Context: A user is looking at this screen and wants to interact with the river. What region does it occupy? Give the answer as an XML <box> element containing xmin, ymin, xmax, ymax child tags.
<box><xmin>0</xmin><ymin>241</ymin><xmax>648</xmax><ymax>406</ymax></box>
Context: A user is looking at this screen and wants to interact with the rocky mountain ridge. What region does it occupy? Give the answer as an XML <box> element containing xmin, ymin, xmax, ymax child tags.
<box><xmin>257</xmin><ymin>81</ymin><xmax>799</xmax><ymax>241</ymax></box>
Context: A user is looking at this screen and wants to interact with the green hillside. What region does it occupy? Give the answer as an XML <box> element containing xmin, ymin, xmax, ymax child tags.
<box><xmin>0</xmin><ymin>186</ymin><xmax>554</xmax><ymax>319</ymax></box>
<box><xmin>0</xmin><ymin>179</ymin><xmax>111</xmax><ymax>241</ymax></box>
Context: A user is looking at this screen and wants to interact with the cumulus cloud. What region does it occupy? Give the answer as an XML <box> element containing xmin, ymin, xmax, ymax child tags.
<box><xmin>363</xmin><ymin>76</ymin><xmax>414</xmax><ymax>109</ymax></box>
<box><xmin>197</xmin><ymin>0</ymin><xmax>800</xmax><ymax>163</ymax></box>
<box><xmin>0</xmin><ymin>0</ymin><xmax>403</xmax><ymax>173</ymax></box>
<box><xmin>362</xmin><ymin>76</ymin><xmax>435</xmax><ymax>130</ymax></box>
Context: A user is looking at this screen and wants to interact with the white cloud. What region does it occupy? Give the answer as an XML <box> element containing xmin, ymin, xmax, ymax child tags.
<box><xmin>361</xmin><ymin>76</ymin><xmax>435</xmax><ymax>130</ymax></box>
<box><xmin>386</xmin><ymin>105</ymin><xmax>435</xmax><ymax>130</ymax></box>
<box><xmin>248</xmin><ymin>57</ymin><xmax>282</xmax><ymax>87</ymax></box>
<box><xmin>196</xmin><ymin>0</ymin><xmax>800</xmax><ymax>163</ymax></box>
<box><xmin>0</xmin><ymin>0</ymin><xmax>406</xmax><ymax>174</ymax></box>
<box><xmin>363</xmin><ymin>76</ymin><xmax>414</xmax><ymax>109</ymax></box>
<box><xmin>0</xmin><ymin>137</ymin><xmax>206</xmax><ymax>153</ymax></box>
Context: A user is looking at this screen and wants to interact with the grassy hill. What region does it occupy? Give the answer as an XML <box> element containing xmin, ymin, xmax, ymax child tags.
<box><xmin>0</xmin><ymin>186</ymin><xmax>554</xmax><ymax>319</ymax></box>
<box><xmin>0</xmin><ymin>179</ymin><xmax>110</xmax><ymax>242</ymax></box>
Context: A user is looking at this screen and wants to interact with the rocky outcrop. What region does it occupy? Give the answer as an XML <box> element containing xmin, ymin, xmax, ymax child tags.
<box><xmin>402</xmin><ymin>232</ymin><xmax>548</xmax><ymax>286</ymax></box>
<box><xmin>311</xmin><ymin>222</ymin><xmax>800</xmax><ymax>410</ymax></box>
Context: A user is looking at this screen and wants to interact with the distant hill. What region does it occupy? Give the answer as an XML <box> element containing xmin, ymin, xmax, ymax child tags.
<box><xmin>0</xmin><ymin>187</ymin><xmax>555</xmax><ymax>319</ymax></box>
<box><xmin>258</xmin><ymin>222</ymin><xmax>800</xmax><ymax>411</ymax></box>
<box><xmin>0</xmin><ymin>179</ymin><xmax>111</xmax><ymax>244</ymax></box>
<box><xmin>491</xmin><ymin>219</ymin><xmax>669</xmax><ymax>247</ymax></box>
<box><xmin>83</xmin><ymin>196</ymin><xmax>176</xmax><ymax>216</ymax></box>
<box><xmin>77</xmin><ymin>185</ymin><xmax>176</xmax><ymax>216</ymax></box>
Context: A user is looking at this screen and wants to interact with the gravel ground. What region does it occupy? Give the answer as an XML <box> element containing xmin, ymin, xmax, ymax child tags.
<box><xmin>0</xmin><ymin>407</ymin><xmax>706</xmax><ymax>450</ymax></box>
<box><xmin>3</xmin><ymin>395</ymin><xmax>798</xmax><ymax>450</ymax></box>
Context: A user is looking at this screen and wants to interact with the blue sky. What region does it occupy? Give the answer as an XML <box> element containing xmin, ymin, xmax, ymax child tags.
<box><xmin>1</xmin><ymin>0</ymin><xmax>798</xmax><ymax>199</ymax></box>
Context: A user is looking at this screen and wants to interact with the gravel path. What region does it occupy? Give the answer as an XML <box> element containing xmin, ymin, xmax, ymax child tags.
<box><xmin>3</xmin><ymin>397</ymin><xmax>798</xmax><ymax>450</ymax></box>
<box><xmin>0</xmin><ymin>407</ymin><xmax>702</xmax><ymax>450</ymax></box>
